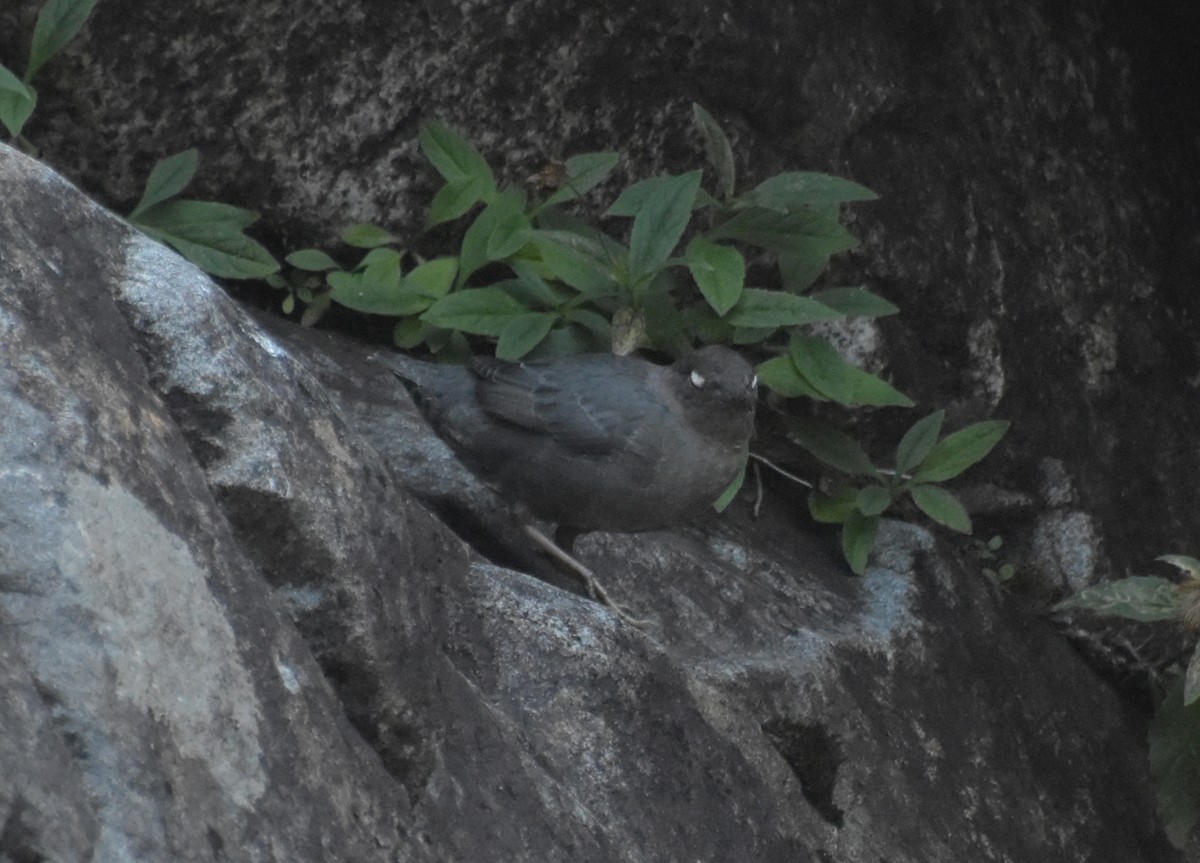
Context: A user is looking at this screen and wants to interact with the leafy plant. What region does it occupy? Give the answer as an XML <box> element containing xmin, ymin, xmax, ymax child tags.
<box><xmin>1056</xmin><ymin>554</ymin><xmax>1200</xmax><ymax>846</ymax></box>
<box><xmin>797</xmin><ymin>410</ymin><xmax>1010</xmax><ymax>573</ymax></box>
<box><xmin>273</xmin><ymin>106</ymin><xmax>1008</xmax><ymax>571</ymax></box>
<box><xmin>128</xmin><ymin>149</ymin><xmax>279</xmax><ymax>279</ymax></box>
<box><xmin>0</xmin><ymin>0</ymin><xmax>98</xmax><ymax>143</ymax></box>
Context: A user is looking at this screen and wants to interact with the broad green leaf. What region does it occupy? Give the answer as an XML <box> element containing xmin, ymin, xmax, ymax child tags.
<box><xmin>909</xmin><ymin>484</ymin><xmax>971</xmax><ymax>533</ymax></box>
<box><xmin>692</xmin><ymin>102</ymin><xmax>736</xmax><ymax>201</ymax></box>
<box><xmin>530</xmin><ymin>230</ymin><xmax>620</xmax><ymax>297</ymax></box>
<box><xmin>895</xmin><ymin>410</ymin><xmax>944</xmax><ymax>475</ymax></box>
<box><xmin>130</xmin><ymin>149</ymin><xmax>198</xmax><ymax>219</ymax></box>
<box><xmin>808</xmin><ymin>487</ymin><xmax>859</xmax><ymax>524</ymax></box>
<box><xmin>812</xmin><ymin>287</ymin><xmax>899</xmax><ymax>318</ymax></box>
<box><xmin>713</xmin><ymin>456</ymin><xmax>748</xmax><ymax>512</ymax></box>
<box><xmin>27</xmin><ymin>0</ymin><xmax>99</xmax><ymax>81</ymax></box>
<box><xmin>708</xmin><ymin>207</ymin><xmax>859</xmax><ymax>255</ymax></box>
<box><xmin>421</xmin><ymin>286</ymin><xmax>525</xmax><ymax>336</ymax></box>
<box><xmin>777</xmin><ymin>236</ymin><xmax>861</xmax><ymax>293</ymax></box>
<box><xmin>911</xmin><ymin>420</ymin><xmax>1010</xmax><ymax>482</ymax></box>
<box><xmin>563</xmin><ymin>307</ymin><xmax>611</xmax><ymax>340</ymax></box>
<box><xmin>1150</xmin><ymin>679</ymin><xmax>1200</xmax><ymax>846</ymax></box>
<box><xmin>725</xmin><ymin>288</ymin><xmax>843</xmax><ymax>328</ymax></box>
<box><xmin>856</xmin><ymin>485</ymin><xmax>892</xmax><ymax>517</ymax></box>
<box><xmin>426</xmin><ymin>175</ymin><xmax>490</xmax><ymax>227</ymax></box>
<box><xmin>627</xmin><ymin>171</ymin><xmax>702</xmax><ymax>284</ymax></box>
<box><xmin>419</xmin><ymin>121</ymin><xmax>496</xmax><ymax>198</ymax></box>
<box><xmin>148</xmin><ymin>228</ymin><xmax>279</xmax><ymax>279</ymax></box>
<box><xmin>756</xmin><ymin>355</ymin><xmax>825</xmax><ymax>399</ymax></box>
<box><xmin>134</xmin><ymin>199</ymin><xmax>259</xmax><ymax>232</ymax></box>
<box><xmin>789</xmin><ymin>334</ymin><xmax>853</xmax><ymax>404</ymax></box>
<box><xmin>788</xmin><ymin>417</ymin><xmax>879</xmax><ymax>478</ymax></box>
<box><xmin>541</xmin><ymin>152</ymin><xmax>621</xmax><ymax>207</ymax></box>
<box><xmin>681</xmin><ymin>304</ymin><xmax>735</xmax><ymax>345</ymax></box>
<box><xmin>844</xmin><ymin>366</ymin><xmax>914</xmax><ymax>407</ymax></box>
<box><xmin>1053</xmin><ymin>576</ymin><xmax>1181</xmax><ymax>622</ymax></box>
<box><xmin>327</xmin><ymin>254</ymin><xmax>407</xmax><ymax>315</ymax></box>
<box><xmin>457</xmin><ymin>188</ymin><xmax>528</xmax><ymax>287</ymax></box>
<box><xmin>393</xmin><ymin>317</ymin><xmax>428</xmax><ymax>349</ymax></box>
<box><xmin>505</xmin><ymin>262</ymin><xmax>566</xmax><ymax>308</ymax></box>
<box><xmin>0</xmin><ymin>68</ymin><xmax>35</xmax><ymax>138</ymax></box>
<box><xmin>286</xmin><ymin>249</ymin><xmax>340</xmax><ymax>271</ymax></box>
<box><xmin>738</xmin><ymin>171</ymin><xmax>877</xmax><ymax>212</ymax></box>
<box><xmin>342</xmin><ymin>223</ymin><xmax>398</xmax><ymax>248</ymax></box>
<box><xmin>1159</xmin><ymin>555</ymin><xmax>1200</xmax><ymax>580</ymax></box>
<box><xmin>299</xmin><ymin>292</ymin><xmax>332</xmax><ymax>328</ymax></box>
<box><xmin>497</xmin><ymin>312</ymin><xmax>557</xmax><ymax>359</ymax></box>
<box><xmin>404</xmin><ymin>257</ymin><xmax>458</xmax><ymax>297</ymax></box>
<box><xmin>842</xmin><ymin>511</ymin><xmax>880</xmax><ymax>574</ymax></box>
<box><xmin>686</xmin><ymin>238</ymin><xmax>744</xmax><ymax>316</ymax></box>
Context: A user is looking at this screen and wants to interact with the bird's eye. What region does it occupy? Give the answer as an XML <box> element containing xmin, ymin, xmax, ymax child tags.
<box><xmin>690</xmin><ymin>370</ymin><xmax>706</xmax><ymax>388</ymax></box>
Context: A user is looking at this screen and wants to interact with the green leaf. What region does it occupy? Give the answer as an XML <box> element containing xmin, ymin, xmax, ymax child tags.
<box><xmin>812</xmin><ymin>287</ymin><xmax>899</xmax><ymax>318</ymax></box>
<box><xmin>421</xmin><ymin>286</ymin><xmax>525</xmax><ymax>336</ymax></box>
<box><xmin>286</xmin><ymin>248</ymin><xmax>340</xmax><ymax>272</ymax></box>
<box><xmin>738</xmin><ymin>171</ymin><xmax>877</xmax><ymax>212</ymax></box>
<box><xmin>842</xmin><ymin>511</ymin><xmax>880</xmax><ymax>574</ymax></box>
<box><xmin>789</xmin><ymin>334</ymin><xmax>853</xmax><ymax>404</ymax></box>
<box><xmin>692</xmin><ymin>102</ymin><xmax>736</xmax><ymax>201</ymax></box>
<box><xmin>777</xmin><ymin>239</ymin><xmax>852</xmax><ymax>293</ymax></box>
<box><xmin>1150</xmin><ymin>679</ymin><xmax>1200</xmax><ymax>847</ymax></box>
<box><xmin>686</xmin><ymin>238</ymin><xmax>744</xmax><ymax>317</ymax></box>
<box><xmin>756</xmin><ymin>355</ymin><xmax>825</xmax><ymax>399</ymax></box>
<box><xmin>0</xmin><ymin>67</ymin><xmax>36</xmax><ymax>138</ymax></box>
<box><xmin>393</xmin><ymin>317</ymin><xmax>428</xmax><ymax>349</ymax></box>
<box><xmin>788</xmin><ymin>417</ymin><xmax>879</xmax><ymax>478</ymax></box>
<box><xmin>808</xmin><ymin>487</ymin><xmax>859</xmax><ymax>524</ymax></box>
<box><xmin>497</xmin><ymin>312</ymin><xmax>557</xmax><ymax>359</ymax></box>
<box><xmin>342</xmin><ymin>223</ymin><xmax>398</xmax><ymax>248</ymax></box>
<box><xmin>911</xmin><ymin>420</ymin><xmax>1010</xmax><ymax>483</ymax></box>
<box><xmin>133</xmin><ymin>201</ymin><xmax>279</xmax><ymax>279</ymax></box>
<box><xmin>541</xmin><ymin>152</ymin><xmax>621</xmax><ymax>208</ymax></box>
<box><xmin>457</xmin><ymin>188</ymin><xmax>529</xmax><ymax>287</ymax></box>
<box><xmin>419</xmin><ymin>121</ymin><xmax>496</xmax><ymax>198</ymax></box>
<box><xmin>1053</xmin><ymin>576</ymin><xmax>1181</xmax><ymax>622</ymax></box>
<box><xmin>327</xmin><ymin>253</ymin><xmax>407</xmax><ymax>315</ymax></box>
<box><xmin>404</xmin><ymin>257</ymin><xmax>458</xmax><ymax>297</ymax></box>
<box><xmin>843</xmin><ymin>366</ymin><xmax>914</xmax><ymax>407</ymax></box>
<box><xmin>713</xmin><ymin>456</ymin><xmax>747</xmax><ymax>513</ymax></box>
<box><xmin>130</xmin><ymin>149</ymin><xmax>198</xmax><ymax>219</ymax></box>
<box><xmin>895</xmin><ymin>410</ymin><xmax>944</xmax><ymax>475</ymax></box>
<box><xmin>505</xmin><ymin>262</ymin><xmax>566</xmax><ymax>308</ymax></box>
<box><xmin>530</xmin><ymin>230</ymin><xmax>620</xmax><ymax>297</ymax></box>
<box><xmin>27</xmin><ymin>0</ymin><xmax>99</xmax><ymax>81</ymax></box>
<box><xmin>856</xmin><ymin>485</ymin><xmax>892</xmax><ymax>517</ymax></box>
<box><xmin>909</xmin><ymin>484</ymin><xmax>971</xmax><ymax>533</ymax></box>
<box><xmin>627</xmin><ymin>171</ymin><xmax>702</xmax><ymax>285</ymax></box>
<box><xmin>708</xmin><ymin>207</ymin><xmax>859</xmax><ymax>255</ymax></box>
<box><xmin>725</xmin><ymin>288</ymin><xmax>843</xmax><ymax>328</ymax></box>
<box><xmin>426</xmin><ymin>175</ymin><xmax>491</xmax><ymax>227</ymax></box>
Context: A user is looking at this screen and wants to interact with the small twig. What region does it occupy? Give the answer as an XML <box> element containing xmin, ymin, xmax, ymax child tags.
<box><xmin>748</xmin><ymin>451</ymin><xmax>815</xmax><ymax>489</ymax></box>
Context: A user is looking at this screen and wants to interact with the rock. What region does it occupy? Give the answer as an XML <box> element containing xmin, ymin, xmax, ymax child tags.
<box><xmin>0</xmin><ymin>141</ymin><xmax>1180</xmax><ymax>860</ymax></box>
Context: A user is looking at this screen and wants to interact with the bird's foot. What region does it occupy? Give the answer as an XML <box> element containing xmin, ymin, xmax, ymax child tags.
<box><xmin>521</xmin><ymin>525</ymin><xmax>650</xmax><ymax>627</ymax></box>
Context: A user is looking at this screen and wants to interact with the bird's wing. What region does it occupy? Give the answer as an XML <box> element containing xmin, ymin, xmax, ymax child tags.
<box><xmin>470</xmin><ymin>356</ymin><xmax>653</xmax><ymax>457</ymax></box>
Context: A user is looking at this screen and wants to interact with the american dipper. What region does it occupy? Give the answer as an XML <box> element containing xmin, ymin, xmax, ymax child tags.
<box><xmin>382</xmin><ymin>346</ymin><xmax>757</xmax><ymax>617</ymax></box>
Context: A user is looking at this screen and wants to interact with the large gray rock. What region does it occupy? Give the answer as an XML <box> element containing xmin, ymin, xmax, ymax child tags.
<box><xmin>0</xmin><ymin>140</ymin><xmax>1180</xmax><ymax>860</ymax></box>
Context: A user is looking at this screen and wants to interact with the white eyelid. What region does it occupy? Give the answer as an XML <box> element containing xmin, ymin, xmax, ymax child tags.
<box><xmin>690</xmin><ymin>370</ymin><xmax>706</xmax><ymax>388</ymax></box>
<box><xmin>750</xmin><ymin>375</ymin><xmax>758</xmax><ymax>389</ymax></box>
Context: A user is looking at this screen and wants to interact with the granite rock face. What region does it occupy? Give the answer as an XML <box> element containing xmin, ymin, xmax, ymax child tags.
<box><xmin>0</xmin><ymin>140</ymin><xmax>1181</xmax><ymax>861</ymax></box>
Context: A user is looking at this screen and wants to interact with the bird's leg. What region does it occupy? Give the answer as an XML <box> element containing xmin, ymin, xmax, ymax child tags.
<box><xmin>521</xmin><ymin>524</ymin><xmax>649</xmax><ymax>627</ymax></box>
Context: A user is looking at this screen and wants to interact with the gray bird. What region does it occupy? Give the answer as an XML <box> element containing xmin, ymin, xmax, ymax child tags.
<box><xmin>383</xmin><ymin>346</ymin><xmax>758</xmax><ymax>544</ymax></box>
